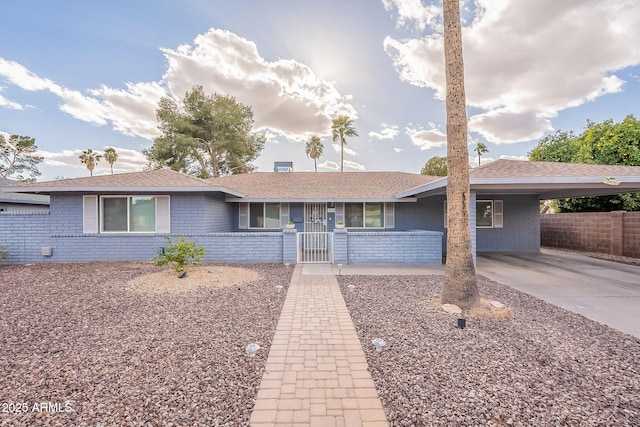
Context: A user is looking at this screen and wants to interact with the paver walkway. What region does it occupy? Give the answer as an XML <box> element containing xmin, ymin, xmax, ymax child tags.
<box><xmin>250</xmin><ymin>264</ymin><xmax>388</xmax><ymax>426</ymax></box>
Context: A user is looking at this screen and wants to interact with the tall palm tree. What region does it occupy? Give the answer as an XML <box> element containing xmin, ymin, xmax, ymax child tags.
<box><xmin>331</xmin><ymin>115</ymin><xmax>358</xmax><ymax>172</ymax></box>
<box><xmin>79</xmin><ymin>149</ymin><xmax>102</xmax><ymax>177</ymax></box>
<box><xmin>305</xmin><ymin>135</ymin><xmax>324</xmax><ymax>172</ymax></box>
<box><xmin>475</xmin><ymin>143</ymin><xmax>488</xmax><ymax>167</ymax></box>
<box><xmin>442</xmin><ymin>0</ymin><xmax>479</xmax><ymax>310</ymax></box>
<box><xmin>103</xmin><ymin>147</ymin><xmax>118</xmax><ymax>174</ymax></box>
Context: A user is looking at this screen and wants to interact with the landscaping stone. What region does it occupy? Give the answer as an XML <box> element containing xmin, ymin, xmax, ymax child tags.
<box><xmin>340</xmin><ymin>274</ymin><xmax>640</xmax><ymax>426</ymax></box>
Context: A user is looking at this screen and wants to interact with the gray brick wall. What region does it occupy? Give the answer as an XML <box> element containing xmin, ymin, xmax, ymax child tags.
<box><xmin>346</xmin><ymin>230</ymin><xmax>443</xmax><ymax>265</ymax></box>
<box><xmin>0</xmin><ymin>212</ymin><xmax>51</xmax><ymax>263</ymax></box>
<box><xmin>476</xmin><ymin>194</ymin><xmax>540</xmax><ymax>252</ymax></box>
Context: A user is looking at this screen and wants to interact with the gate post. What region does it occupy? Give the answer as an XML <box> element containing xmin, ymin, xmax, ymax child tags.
<box><xmin>283</xmin><ymin>228</ymin><xmax>298</xmax><ymax>264</ymax></box>
<box><xmin>333</xmin><ymin>228</ymin><xmax>348</xmax><ymax>264</ymax></box>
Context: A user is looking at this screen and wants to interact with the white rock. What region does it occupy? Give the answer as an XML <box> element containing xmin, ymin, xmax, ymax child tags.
<box><xmin>441</xmin><ymin>303</ymin><xmax>462</xmax><ymax>314</ymax></box>
<box><xmin>490</xmin><ymin>300</ymin><xmax>506</xmax><ymax>308</ymax></box>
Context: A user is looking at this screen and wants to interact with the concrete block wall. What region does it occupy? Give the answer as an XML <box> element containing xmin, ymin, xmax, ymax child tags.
<box><xmin>541</xmin><ymin>211</ymin><xmax>640</xmax><ymax>258</ymax></box>
<box><xmin>345</xmin><ymin>230</ymin><xmax>443</xmax><ymax>265</ymax></box>
<box><xmin>282</xmin><ymin>229</ymin><xmax>298</xmax><ymax>264</ymax></box>
<box><xmin>333</xmin><ymin>228</ymin><xmax>348</xmax><ymax>264</ymax></box>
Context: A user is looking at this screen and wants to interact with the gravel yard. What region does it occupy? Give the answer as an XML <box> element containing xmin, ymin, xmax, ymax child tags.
<box><xmin>0</xmin><ymin>262</ymin><xmax>292</xmax><ymax>426</ymax></box>
<box><xmin>339</xmin><ymin>275</ymin><xmax>640</xmax><ymax>426</ymax></box>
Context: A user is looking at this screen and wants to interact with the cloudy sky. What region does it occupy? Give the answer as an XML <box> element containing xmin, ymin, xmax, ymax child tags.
<box><xmin>1</xmin><ymin>0</ymin><xmax>639</xmax><ymax>180</ymax></box>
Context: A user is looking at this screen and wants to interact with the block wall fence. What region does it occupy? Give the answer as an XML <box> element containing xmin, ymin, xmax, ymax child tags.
<box><xmin>540</xmin><ymin>211</ymin><xmax>640</xmax><ymax>258</ymax></box>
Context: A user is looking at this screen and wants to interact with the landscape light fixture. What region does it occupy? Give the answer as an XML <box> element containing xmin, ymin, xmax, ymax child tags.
<box><xmin>457</xmin><ymin>318</ymin><xmax>467</xmax><ymax>329</ymax></box>
<box><xmin>372</xmin><ymin>338</ymin><xmax>386</xmax><ymax>352</ymax></box>
<box><xmin>245</xmin><ymin>343</ymin><xmax>260</xmax><ymax>358</ymax></box>
<box><xmin>275</xmin><ymin>285</ymin><xmax>283</xmax><ymax>292</ymax></box>
<box><xmin>347</xmin><ymin>284</ymin><xmax>356</xmax><ymax>292</ymax></box>
<box><xmin>337</xmin><ymin>263</ymin><xmax>343</xmax><ymax>275</ymax></box>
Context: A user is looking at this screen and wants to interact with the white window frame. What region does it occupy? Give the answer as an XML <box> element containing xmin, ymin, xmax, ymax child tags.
<box><xmin>249</xmin><ymin>202</ymin><xmax>281</xmax><ymax>229</ymax></box>
<box><xmin>344</xmin><ymin>202</ymin><xmax>385</xmax><ymax>229</ymax></box>
<box><xmin>444</xmin><ymin>199</ymin><xmax>503</xmax><ymax>229</ymax></box>
<box><xmin>99</xmin><ymin>195</ymin><xmax>158</xmax><ymax>233</ymax></box>
<box><xmin>476</xmin><ymin>200</ymin><xmax>494</xmax><ymax>228</ymax></box>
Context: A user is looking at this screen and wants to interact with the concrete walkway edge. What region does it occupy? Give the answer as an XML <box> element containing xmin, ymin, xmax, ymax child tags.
<box><xmin>250</xmin><ymin>264</ymin><xmax>388</xmax><ymax>426</ymax></box>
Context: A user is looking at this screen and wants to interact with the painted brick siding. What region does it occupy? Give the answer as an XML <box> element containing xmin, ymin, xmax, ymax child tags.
<box><xmin>0</xmin><ymin>212</ymin><xmax>51</xmax><ymax>263</ymax></box>
<box><xmin>203</xmin><ymin>193</ymin><xmax>234</xmax><ymax>232</ymax></box>
<box><xmin>475</xmin><ymin>195</ymin><xmax>540</xmax><ymax>253</ymax></box>
<box><xmin>541</xmin><ymin>211</ymin><xmax>640</xmax><ymax>258</ymax></box>
<box><xmin>346</xmin><ymin>230</ymin><xmax>443</xmax><ymax>265</ymax></box>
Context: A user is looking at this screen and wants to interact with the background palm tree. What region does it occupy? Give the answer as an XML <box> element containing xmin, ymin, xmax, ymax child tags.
<box><xmin>331</xmin><ymin>115</ymin><xmax>358</xmax><ymax>172</ymax></box>
<box><xmin>442</xmin><ymin>0</ymin><xmax>479</xmax><ymax>310</ymax></box>
<box><xmin>305</xmin><ymin>135</ymin><xmax>324</xmax><ymax>172</ymax></box>
<box><xmin>79</xmin><ymin>149</ymin><xmax>102</xmax><ymax>176</ymax></box>
<box><xmin>103</xmin><ymin>147</ymin><xmax>118</xmax><ymax>174</ymax></box>
<box><xmin>475</xmin><ymin>142</ymin><xmax>488</xmax><ymax>166</ymax></box>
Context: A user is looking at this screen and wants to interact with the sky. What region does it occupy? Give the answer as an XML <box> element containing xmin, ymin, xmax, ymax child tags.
<box><xmin>1</xmin><ymin>0</ymin><xmax>640</xmax><ymax>180</ymax></box>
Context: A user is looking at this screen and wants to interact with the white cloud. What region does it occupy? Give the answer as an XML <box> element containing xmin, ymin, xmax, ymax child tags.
<box><xmin>0</xmin><ymin>86</ymin><xmax>23</xmax><ymax>110</ymax></box>
<box><xmin>405</xmin><ymin>123</ymin><xmax>447</xmax><ymax>150</ymax></box>
<box><xmin>382</xmin><ymin>0</ymin><xmax>441</xmax><ymax>31</ymax></box>
<box><xmin>0</xmin><ymin>28</ymin><xmax>357</xmax><ymax>142</ymax></box>
<box><xmin>318</xmin><ymin>160</ymin><xmax>340</xmax><ymax>171</ymax></box>
<box><xmin>160</xmin><ymin>29</ymin><xmax>357</xmax><ymax>139</ymax></box>
<box><xmin>332</xmin><ymin>143</ymin><xmax>359</xmax><ymax>157</ymax></box>
<box><xmin>368</xmin><ymin>123</ymin><xmax>400</xmax><ymax>140</ymax></box>
<box><xmin>393</xmin><ymin>147</ymin><xmax>404</xmax><ymax>153</ymax></box>
<box><xmin>343</xmin><ymin>160</ymin><xmax>366</xmax><ymax>171</ymax></box>
<box><xmin>499</xmin><ymin>154</ymin><xmax>528</xmax><ymax>161</ymax></box>
<box><xmin>384</xmin><ymin>0</ymin><xmax>640</xmax><ymax>143</ymax></box>
<box><xmin>37</xmin><ymin>147</ymin><xmax>146</xmax><ymax>174</ymax></box>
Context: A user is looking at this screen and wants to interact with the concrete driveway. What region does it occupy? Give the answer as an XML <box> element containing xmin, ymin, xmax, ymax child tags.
<box><xmin>477</xmin><ymin>249</ymin><xmax>640</xmax><ymax>338</ymax></box>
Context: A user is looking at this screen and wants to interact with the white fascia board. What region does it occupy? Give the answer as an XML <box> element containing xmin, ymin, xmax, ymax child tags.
<box><xmin>394</xmin><ymin>178</ymin><xmax>448</xmax><ymax>198</ymax></box>
<box><xmin>225</xmin><ymin>197</ymin><xmax>417</xmax><ymax>203</ymax></box>
<box><xmin>471</xmin><ymin>176</ymin><xmax>640</xmax><ymax>185</ymax></box>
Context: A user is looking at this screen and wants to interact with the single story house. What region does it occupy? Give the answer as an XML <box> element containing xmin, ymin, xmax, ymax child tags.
<box><xmin>2</xmin><ymin>159</ymin><xmax>640</xmax><ymax>265</ymax></box>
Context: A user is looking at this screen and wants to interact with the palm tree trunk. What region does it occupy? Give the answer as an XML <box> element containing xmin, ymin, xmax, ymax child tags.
<box><xmin>314</xmin><ymin>158</ymin><xmax>317</xmax><ymax>172</ymax></box>
<box><xmin>340</xmin><ymin>139</ymin><xmax>344</xmax><ymax>172</ymax></box>
<box><xmin>442</xmin><ymin>0</ymin><xmax>479</xmax><ymax>310</ymax></box>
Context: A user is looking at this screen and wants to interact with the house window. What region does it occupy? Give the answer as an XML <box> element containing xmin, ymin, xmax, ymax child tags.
<box><xmin>345</xmin><ymin>203</ymin><xmax>384</xmax><ymax>228</ymax></box>
<box><xmin>476</xmin><ymin>200</ymin><xmax>493</xmax><ymax>228</ymax></box>
<box><xmin>444</xmin><ymin>199</ymin><xmax>503</xmax><ymax>229</ymax></box>
<box><xmin>250</xmin><ymin>203</ymin><xmax>280</xmax><ymax>228</ymax></box>
<box><xmin>101</xmin><ymin>196</ymin><xmax>157</xmax><ymax>232</ymax></box>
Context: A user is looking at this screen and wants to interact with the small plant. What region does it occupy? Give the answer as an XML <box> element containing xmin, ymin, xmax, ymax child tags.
<box><xmin>153</xmin><ymin>235</ymin><xmax>205</xmax><ymax>274</ymax></box>
<box><xmin>0</xmin><ymin>246</ymin><xmax>8</xmax><ymax>263</ymax></box>
<box><xmin>337</xmin><ymin>220</ymin><xmax>344</xmax><ymax>225</ymax></box>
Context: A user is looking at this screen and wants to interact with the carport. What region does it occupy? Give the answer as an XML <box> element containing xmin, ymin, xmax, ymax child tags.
<box><xmin>477</xmin><ymin>248</ymin><xmax>640</xmax><ymax>338</ymax></box>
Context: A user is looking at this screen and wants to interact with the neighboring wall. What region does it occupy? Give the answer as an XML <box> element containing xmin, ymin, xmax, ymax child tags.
<box><xmin>540</xmin><ymin>211</ymin><xmax>640</xmax><ymax>258</ymax></box>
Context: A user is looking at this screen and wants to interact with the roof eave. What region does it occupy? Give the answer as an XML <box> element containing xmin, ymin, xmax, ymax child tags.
<box><xmin>224</xmin><ymin>197</ymin><xmax>418</xmax><ymax>203</ymax></box>
<box><xmin>2</xmin><ymin>186</ymin><xmax>246</xmax><ymax>197</ymax></box>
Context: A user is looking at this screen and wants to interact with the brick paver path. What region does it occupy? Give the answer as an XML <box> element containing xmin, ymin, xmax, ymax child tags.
<box><xmin>250</xmin><ymin>265</ymin><xmax>388</xmax><ymax>426</ymax></box>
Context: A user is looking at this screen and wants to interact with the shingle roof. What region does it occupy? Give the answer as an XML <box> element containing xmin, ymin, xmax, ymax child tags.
<box><xmin>1</xmin><ymin>169</ymin><xmax>243</xmax><ymax>196</ymax></box>
<box><xmin>208</xmin><ymin>172</ymin><xmax>440</xmax><ymax>201</ymax></box>
<box><xmin>469</xmin><ymin>159</ymin><xmax>640</xmax><ymax>179</ymax></box>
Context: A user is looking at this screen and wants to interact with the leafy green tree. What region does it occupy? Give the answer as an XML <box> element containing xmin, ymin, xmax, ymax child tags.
<box><xmin>331</xmin><ymin>115</ymin><xmax>358</xmax><ymax>172</ymax></box>
<box><xmin>103</xmin><ymin>147</ymin><xmax>118</xmax><ymax>174</ymax></box>
<box><xmin>474</xmin><ymin>142</ymin><xmax>489</xmax><ymax>166</ymax></box>
<box><xmin>529</xmin><ymin>115</ymin><xmax>640</xmax><ymax>212</ymax></box>
<box><xmin>144</xmin><ymin>85</ymin><xmax>264</xmax><ymax>178</ymax></box>
<box><xmin>442</xmin><ymin>0</ymin><xmax>479</xmax><ymax>310</ymax></box>
<box><xmin>421</xmin><ymin>156</ymin><xmax>448</xmax><ymax>176</ymax></box>
<box><xmin>79</xmin><ymin>148</ymin><xmax>102</xmax><ymax>177</ymax></box>
<box><xmin>0</xmin><ymin>134</ymin><xmax>43</xmax><ymax>182</ymax></box>
<box><xmin>305</xmin><ymin>135</ymin><xmax>324</xmax><ymax>172</ymax></box>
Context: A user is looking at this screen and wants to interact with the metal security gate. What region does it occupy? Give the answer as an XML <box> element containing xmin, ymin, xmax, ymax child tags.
<box><xmin>297</xmin><ymin>232</ymin><xmax>333</xmax><ymax>263</ymax></box>
<box><xmin>298</xmin><ymin>203</ymin><xmax>332</xmax><ymax>263</ymax></box>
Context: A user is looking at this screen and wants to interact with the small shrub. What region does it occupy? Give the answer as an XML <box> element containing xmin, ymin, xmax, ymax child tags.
<box><xmin>0</xmin><ymin>246</ymin><xmax>7</xmax><ymax>263</ymax></box>
<box><xmin>153</xmin><ymin>236</ymin><xmax>205</xmax><ymax>273</ymax></box>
